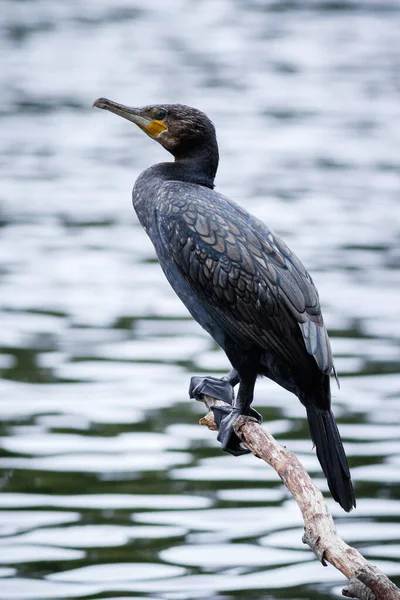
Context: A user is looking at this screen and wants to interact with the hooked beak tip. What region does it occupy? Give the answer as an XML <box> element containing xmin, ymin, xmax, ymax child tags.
<box><xmin>93</xmin><ymin>97</ymin><xmax>108</xmax><ymax>109</ymax></box>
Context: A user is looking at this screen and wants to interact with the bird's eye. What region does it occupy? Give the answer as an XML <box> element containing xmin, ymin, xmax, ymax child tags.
<box><xmin>155</xmin><ymin>109</ymin><xmax>166</xmax><ymax>120</ymax></box>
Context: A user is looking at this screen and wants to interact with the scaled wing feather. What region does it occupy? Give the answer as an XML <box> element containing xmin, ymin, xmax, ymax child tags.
<box><xmin>157</xmin><ymin>182</ymin><xmax>333</xmax><ymax>374</ymax></box>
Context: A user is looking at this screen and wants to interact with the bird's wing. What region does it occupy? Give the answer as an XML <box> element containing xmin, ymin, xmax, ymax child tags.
<box><xmin>156</xmin><ymin>183</ymin><xmax>333</xmax><ymax>374</ymax></box>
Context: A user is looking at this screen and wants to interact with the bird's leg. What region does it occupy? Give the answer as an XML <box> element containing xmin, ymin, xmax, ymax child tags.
<box><xmin>212</xmin><ymin>374</ymin><xmax>262</xmax><ymax>457</ymax></box>
<box><xmin>189</xmin><ymin>368</ymin><xmax>239</xmax><ymax>405</ymax></box>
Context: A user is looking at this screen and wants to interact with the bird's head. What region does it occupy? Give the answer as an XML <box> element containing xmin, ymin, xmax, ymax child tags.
<box><xmin>93</xmin><ymin>98</ymin><xmax>217</xmax><ymax>161</ymax></box>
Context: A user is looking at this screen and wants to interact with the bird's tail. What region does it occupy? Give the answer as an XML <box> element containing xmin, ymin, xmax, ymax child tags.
<box><xmin>305</xmin><ymin>404</ymin><xmax>356</xmax><ymax>512</ymax></box>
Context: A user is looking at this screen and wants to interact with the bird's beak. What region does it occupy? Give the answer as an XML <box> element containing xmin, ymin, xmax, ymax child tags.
<box><xmin>93</xmin><ymin>97</ymin><xmax>167</xmax><ymax>137</ymax></box>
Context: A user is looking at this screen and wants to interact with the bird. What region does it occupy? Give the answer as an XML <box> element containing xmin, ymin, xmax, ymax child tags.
<box><xmin>93</xmin><ymin>98</ymin><xmax>355</xmax><ymax>512</ymax></box>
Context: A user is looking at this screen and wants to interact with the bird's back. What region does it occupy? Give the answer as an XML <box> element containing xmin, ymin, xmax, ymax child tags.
<box><xmin>135</xmin><ymin>176</ymin><xmax>333</xmax><ymax>391</ymax></box>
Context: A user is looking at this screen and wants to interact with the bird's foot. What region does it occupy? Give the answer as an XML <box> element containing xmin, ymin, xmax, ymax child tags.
<box><xmin>189</xmin><ymin>375</ymin><xmax>235</xmax><ymax>405</ymax></box>
<box><xmin>211</xmin><ymin>405</ymin><xmax>263</xmax><ymax>457</ymax></box>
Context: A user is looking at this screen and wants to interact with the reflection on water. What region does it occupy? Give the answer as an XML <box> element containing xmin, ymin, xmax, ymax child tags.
<box><xmin>1</xmin><ymin>0</ymin><xmax>400</xmax><ymax>598</ymax></box>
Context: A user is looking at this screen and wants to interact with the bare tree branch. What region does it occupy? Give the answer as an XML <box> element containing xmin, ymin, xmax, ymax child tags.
<box><xmin>198</xmin><ymin>394</ymin><xmax>400</xmax><ymax>600</ymax></box>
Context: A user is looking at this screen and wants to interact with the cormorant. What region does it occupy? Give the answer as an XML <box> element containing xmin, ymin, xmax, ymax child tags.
<box><xmin>93</xmin><ymin>98</ymin><xmax>355</xmax><ymax>512</ymax></box>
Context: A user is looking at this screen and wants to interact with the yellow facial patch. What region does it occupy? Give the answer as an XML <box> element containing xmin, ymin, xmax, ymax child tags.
<box><xmin>146</xmin><ymin>119</ymin><xmax>168</xmax><ymax>137</ymax></box>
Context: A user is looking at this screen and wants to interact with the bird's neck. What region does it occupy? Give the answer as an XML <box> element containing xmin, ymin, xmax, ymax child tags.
<box><xmin>170</xmin><ymin>142</ymin><xmax>219</xmax><ymax>189</ymax></box>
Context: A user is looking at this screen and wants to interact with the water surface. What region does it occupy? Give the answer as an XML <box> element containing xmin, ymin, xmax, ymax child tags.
<box><xmin>1</xmin><ymin>1</ymin><xmax>400</xmax><ymax>598</ymax></box>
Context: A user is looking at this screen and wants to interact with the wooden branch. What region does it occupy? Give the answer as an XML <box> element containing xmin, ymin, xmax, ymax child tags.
<box><xmin>198</xmin><ymin>394</ymin><xmax>400</xmax><ymax>600</ymax></box>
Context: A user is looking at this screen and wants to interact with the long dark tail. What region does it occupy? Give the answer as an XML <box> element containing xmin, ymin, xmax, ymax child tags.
<box><xmin>306</xmin><ymin>404</ymin><xmax>356</xmax><ymax>512</ymax></box>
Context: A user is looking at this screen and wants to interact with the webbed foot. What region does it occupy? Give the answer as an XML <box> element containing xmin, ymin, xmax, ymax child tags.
<box><xmin>190</xmin><ymin>370</ymin><xmax>262</xmax><ymax>458</ymax></box>
<box><xmin>211</xmin><ymin>405</ymin><xmax>263</xmax><ymax>457</ymax></box>
<box><xmin>189</xmin><ymin>375</ymin><xmax>235</xmax><ymax>405</ymax></box>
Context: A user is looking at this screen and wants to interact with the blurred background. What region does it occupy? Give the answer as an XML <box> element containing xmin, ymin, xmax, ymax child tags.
<box><xmin>1</xmin><ymin>0</ymin><xmax>400</xmax><ymax>598</ymax></box>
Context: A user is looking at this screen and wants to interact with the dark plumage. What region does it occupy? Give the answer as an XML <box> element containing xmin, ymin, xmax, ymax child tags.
<box><xmin>93</xmin><ymin>98</ymin><xmax>355</xmax><ymax>512</ymax></box>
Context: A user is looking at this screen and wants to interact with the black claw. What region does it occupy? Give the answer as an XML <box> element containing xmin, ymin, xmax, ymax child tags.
<box><xmin>189</xmin><ymin>376</ymin><xmax>235</xmax><ymax>404</ymax></box>
<box><xmin>249</xmin><ymin>407</ymin><xmax>263</xmax><ymax>423</ymax></box>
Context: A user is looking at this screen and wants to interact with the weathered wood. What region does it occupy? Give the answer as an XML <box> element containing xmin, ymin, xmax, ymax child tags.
<box><xmin>199</xmin><ymin>394</ymin><xmax>400</xmax><ymax>600</ymax></box>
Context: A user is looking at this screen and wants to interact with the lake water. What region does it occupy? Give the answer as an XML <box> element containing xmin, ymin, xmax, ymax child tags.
<box><xmin>1</xmin><ymin>0</ymin><xmax>400</xmax><ymax>598</ymax></box>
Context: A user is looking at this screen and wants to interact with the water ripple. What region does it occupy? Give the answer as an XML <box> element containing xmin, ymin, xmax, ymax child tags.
<box><xmin>1</xmin><ymin>0</ymin><xmax>399</xmax><ymax>598</ymax></box>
